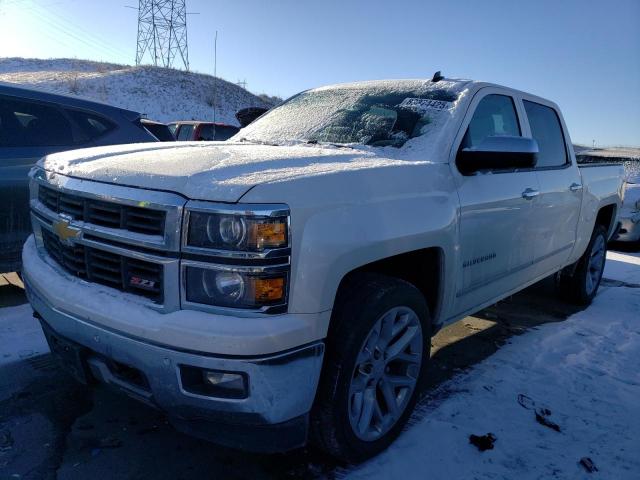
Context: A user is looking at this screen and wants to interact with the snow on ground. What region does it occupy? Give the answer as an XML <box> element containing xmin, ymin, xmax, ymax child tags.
<box><xmin>0</xmin><ymin>57</ymin><xmax>274</xmax><ymax>126</ymax></box>
<box><xmin>347</xmin><ymin>250</ymin><xmax>640</xmax><ymax>480</ymax></box>
<box><xmin>605</xmin><ymin>251</ymin><xmax>640</xmax><ymax>284</ymax></box>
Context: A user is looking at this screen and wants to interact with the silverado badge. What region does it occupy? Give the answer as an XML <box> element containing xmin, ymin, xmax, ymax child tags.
<box><xmin>52</xmin><ymin>216</ymin><xmax>81</xmax><ymax>246</ymax></box>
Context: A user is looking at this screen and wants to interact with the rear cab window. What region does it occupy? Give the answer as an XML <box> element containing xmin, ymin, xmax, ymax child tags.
<box><xmin>523</xmin><ymin>100</ymin><xmax>568</xmax><ymax>168</ymax></box>
<box><xmin>177</xmin><ymin>124</ymin><xmax>195</xmax><ymax>141</ymax></box>
<box><xmin>65</xmin><ymin>108</ymin><xmax>116</xmax><ymax>142</ymax></box>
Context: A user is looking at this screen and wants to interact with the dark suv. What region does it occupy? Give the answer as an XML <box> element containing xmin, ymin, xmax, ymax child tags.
<box><xmin>0</xmin><ymin>83</ymin><xmax>159</xmax><ymax>273</ymax></box>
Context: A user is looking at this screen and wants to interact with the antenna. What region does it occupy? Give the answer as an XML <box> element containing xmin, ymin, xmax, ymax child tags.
<box><xmin>213</xmin><ymin>30</ymin><xmax>218</xmax><ymax>137</ymax></box>
<box><xmin>135</xmin><ymin>0</ymin><xmax>190</xmax><ymax>70</ymax></box>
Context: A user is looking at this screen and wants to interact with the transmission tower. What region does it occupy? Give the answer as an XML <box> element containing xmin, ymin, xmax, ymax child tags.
<box><xmin>135</xmin><ymin>0</ymin><xmax>189</xmax><ymax>70</ymax></box>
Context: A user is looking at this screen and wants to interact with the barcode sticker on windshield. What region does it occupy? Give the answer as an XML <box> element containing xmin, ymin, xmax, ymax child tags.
<box><xmin>400</xmin><ymin>98</ymin><xmax>451</xmax><ymax>113</ymax></box>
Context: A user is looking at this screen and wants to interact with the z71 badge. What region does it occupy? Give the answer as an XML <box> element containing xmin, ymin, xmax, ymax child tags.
<box><xmin>129</xmin><ymin>276</ymin><xmax>156</xmax><ymax>290</ymax></box>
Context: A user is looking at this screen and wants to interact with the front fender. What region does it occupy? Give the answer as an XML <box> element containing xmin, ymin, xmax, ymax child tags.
<box><xmin>242</xmin><ymin>163</ymin><xmax>459</xmax><ymax>337</ymax></box>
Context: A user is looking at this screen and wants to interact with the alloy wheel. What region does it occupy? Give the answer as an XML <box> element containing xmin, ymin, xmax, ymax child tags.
<box><xmin>347</xmin><ymin>306</ymin><xmax>423</xmax><ymax>442</ymax></box>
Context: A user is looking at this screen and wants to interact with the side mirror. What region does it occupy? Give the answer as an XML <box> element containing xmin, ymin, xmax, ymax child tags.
<box><xmin>456</xmin><ymin>136</ymin><xmax>539</xmax><ymax>175</ymax></box>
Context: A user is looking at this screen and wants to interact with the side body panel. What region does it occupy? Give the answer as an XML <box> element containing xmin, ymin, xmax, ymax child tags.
<box><xmin>446</xmin><ymin>86</ymin><xmax>541</xmax><ymax>317</ymax></box>
<box><xmin>571</xmin><ymin>164</ymin><xmax>624</xmax><ymax>260</ymax></box>
<box><xmin>515</xmin><ymin>93</ymin><xmax>583</xmax><ymax>278</ymax></box>
<box><xmin>0</xmin><ymin>146</ymin><xmax>53</xmax><ymax>271</ymax></box>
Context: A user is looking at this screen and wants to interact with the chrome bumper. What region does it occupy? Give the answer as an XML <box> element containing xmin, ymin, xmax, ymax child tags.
<box><xmin>25</xmin><ymin>276</ymin><xmax>324</xmax><ymax>451</ymax></box>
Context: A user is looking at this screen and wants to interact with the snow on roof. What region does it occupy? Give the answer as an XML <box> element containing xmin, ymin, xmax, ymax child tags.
<box><xmin>310</xmin><ymin>77</ymin><xmax>473</xmax><ymax>93</ymax></box>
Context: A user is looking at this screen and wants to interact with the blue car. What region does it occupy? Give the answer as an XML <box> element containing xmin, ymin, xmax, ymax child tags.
<box><xmin>0</xmin><ymin>83</ymin><xmax>160</xmax><ymax>273</ymax></box>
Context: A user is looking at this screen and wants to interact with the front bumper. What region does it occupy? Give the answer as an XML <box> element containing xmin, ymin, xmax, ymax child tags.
<box><xmin>24</xmin><ymin>273</ymin><xmax>325</xmax><ymax>452</ymax></box>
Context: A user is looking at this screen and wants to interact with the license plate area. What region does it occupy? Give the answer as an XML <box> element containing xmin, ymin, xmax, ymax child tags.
<box><xmin>40</xmin><ymin>321</ymin><xmax>91</xmax><ymax>384</ymax></box>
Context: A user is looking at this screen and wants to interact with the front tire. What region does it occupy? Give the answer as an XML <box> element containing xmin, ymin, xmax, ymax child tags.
<box><xmin>310</xmin><ymin>273</ymin><xmax>431</xmax><ymax>463</ymax></box>
<box><xmin>559</xmin><ymin>225</ymin><xmax>608</xmax><ymax>305</ymax></box>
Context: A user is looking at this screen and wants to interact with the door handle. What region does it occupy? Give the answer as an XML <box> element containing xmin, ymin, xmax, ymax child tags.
<box><xmin>569</xmin><ymin>182</ymin><xmax>583</xmax><ymax>192</ymax></box>
<box><xmin>522</xmin><ymin>188</ymin><xmax>539</xmax><ymax>200</ymax></box>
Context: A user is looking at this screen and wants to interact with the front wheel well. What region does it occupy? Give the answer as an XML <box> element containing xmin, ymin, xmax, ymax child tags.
<box><xmin>333</xmin><ymin>248</ymin><xmax>443</xmax><ymax>323</ymax></box>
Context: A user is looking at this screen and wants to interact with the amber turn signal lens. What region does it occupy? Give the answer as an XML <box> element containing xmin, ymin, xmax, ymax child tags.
<box><xmin>250</xmin><ymin>276</ymin><xmax>285</xmax><ymax>302</ymax></box>
<box><xmin>247</xmin><ymin>221</ymin><xmax>287</xmax><ymax>249</ymax></box>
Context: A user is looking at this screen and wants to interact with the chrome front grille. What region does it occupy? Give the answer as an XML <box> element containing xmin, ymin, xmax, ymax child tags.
<box><xmin>42</xmin><ymin>229</ymin><xmax>164</xmax><ymax>302</ymax></box>
<box><xmin>30</xmin><ymin>169</ymin><xmax>184</xmax><ymax>310</ymax></box>
<box><xmin>39</xmin><ymin>185</ymin><xmax>166</xmax><ymax>236</ymax></box>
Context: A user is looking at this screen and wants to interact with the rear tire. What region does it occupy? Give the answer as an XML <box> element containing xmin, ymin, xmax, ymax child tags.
<box><xmin>310</xmin><ymin>273</ymin><xmax>431</xmax><ymax>463</ymax></box>
<box><xmin>559</xmin><ymin>225</ymin><xmax>608</xmax><ymax>305</ymax></box>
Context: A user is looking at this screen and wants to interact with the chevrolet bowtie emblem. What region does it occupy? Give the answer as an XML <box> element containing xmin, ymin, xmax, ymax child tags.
<box><xmin>52</xmin><ymin>216</ymin><xmax>81</xmax><ymax>245</ymax></box>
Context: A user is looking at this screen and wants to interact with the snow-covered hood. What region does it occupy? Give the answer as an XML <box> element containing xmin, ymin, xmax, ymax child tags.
<box><xmin>39</xmin><ymin>141</ymin><xmax>428</xmax><ymax>202</ymax></box>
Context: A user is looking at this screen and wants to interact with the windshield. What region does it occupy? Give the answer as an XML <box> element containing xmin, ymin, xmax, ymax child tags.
<box><xmin>233</xmin><ymin>83</ymin><xmax>460</xmax><ymax>148</ymax></box>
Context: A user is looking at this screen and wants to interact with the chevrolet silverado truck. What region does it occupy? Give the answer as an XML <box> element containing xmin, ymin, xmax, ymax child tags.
<box><xmin>22</xmin><ymin>76</ymin><xmax>623</xmax><ymax>462</ymax></box>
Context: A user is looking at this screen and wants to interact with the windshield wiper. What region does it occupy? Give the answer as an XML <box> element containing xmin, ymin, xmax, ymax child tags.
<box><xmin>304</xmin><ymin>140</ymin><xmax>353</xmax><ymax>149</ymax></box>
<box><xmin>237</xmin><ymin>137</ymin><xmax>281</xmax><ymax>146</ymax></box>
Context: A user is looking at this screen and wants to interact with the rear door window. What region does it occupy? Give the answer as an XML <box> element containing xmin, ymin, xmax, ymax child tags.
<box><xmin>198</xmin><ymin>124</ymin><xmax>239</xmax><ymax>141</ymax></box>
<box><xmin>0</xmin><ymin>95</ymin><xmax>74</xmax><ymax>147</ymax></box>
<box><xmin>460</xmin><ymin>94</ymin><xmax>521</xmax><ymax>149</ymax></box>
<box><xmin>141</xmin><ymin>122</ymin><xmax>175</xmax><ymax>141</ymax></box>
<box><xmin>65</xmin><ymin>109</ymin><xmax>116</xmax><ymax>141</ymax></box>
<box><xmin>523</xmin><ymin>100</ymin><xmax>568</xmax><ymax>168</ymax></box>
<box><xmin>177</xmin><ymin>124</ymin><xmax>194</xmax><ymax>140</ymax></box>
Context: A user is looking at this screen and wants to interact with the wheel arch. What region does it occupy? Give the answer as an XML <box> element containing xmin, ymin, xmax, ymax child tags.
<box><xmin>330</xmin><ymin>247</ymin><xmax>445</xmax><ymax>333</ymax></box>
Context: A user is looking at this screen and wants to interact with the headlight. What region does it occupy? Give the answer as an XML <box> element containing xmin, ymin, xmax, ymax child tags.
<box><xmin>185</xmin><ymin>206</ymin><xmax>289</xmax><ymax>253</ymax></box>
<box><xmin>184</xmin><ymin>265</ymin><xmax>287</xmax><ymax>309</ymax></box>
<box><xmin>182</xmin><ymin>202</ymin><xmax>291</xmax><ymax>312</ymax></box>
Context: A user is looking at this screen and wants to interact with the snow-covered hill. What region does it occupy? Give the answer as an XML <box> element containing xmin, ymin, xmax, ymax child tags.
<box><xmin>0</xmin><ymin>57</ymin><xmax>274</xmax><ymax>126</ymax></box>
<box><xmin>574</xmin><ymin>145</ymin><xmax>640</xmax><ymax>179</ymax></box>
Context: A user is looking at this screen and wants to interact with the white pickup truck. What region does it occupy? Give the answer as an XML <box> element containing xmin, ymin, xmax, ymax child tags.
<box><xmin>22</xmin><ymin>75</ymin><xmax>623</xmax><ymax>462</ymax></box>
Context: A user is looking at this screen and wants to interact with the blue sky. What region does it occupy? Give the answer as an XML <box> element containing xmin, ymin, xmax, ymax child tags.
<box><xmin>1</xmin><ymin>0</ymin><xmax>639</xmax><ymax>146</ymax></box>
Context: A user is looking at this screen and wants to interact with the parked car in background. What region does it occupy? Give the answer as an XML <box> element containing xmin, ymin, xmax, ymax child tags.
<box><xmin>0</xmin><ymin>83</ymin><xmax>158</xmax><ymax>273</ymax></box>
<box><xmin>172</xmin><ymin>121</ymin><xmax>240</xmax><ymax>141</ymax></box>
<box><xmin>614</xmin><ymin>173</ymin><xmax>640</xmax><ymax>243</ymax></box>
<box><xmin>140</xmin><ymin>118</ymin><xmax>175</xmax><ymax>141</ymax></box>
<box><xmin>22</xmin><ymin>77</ymin><xmax>622</xmax><ymax>462</ymax></box>
<box><xmin>576</xmin><ymin>149</ymin><xmax>640</xmax><ymax>245</ymax></box>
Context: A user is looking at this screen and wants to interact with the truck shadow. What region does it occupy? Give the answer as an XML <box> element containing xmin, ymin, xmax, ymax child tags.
<box><xmin>425</xmin><ymin>276</ymin><xmax>585</xmax><ymax>393</ymax></box>
<box><xmin>0</xmin><ymin>276</ymin><xmax>586</xmax><ymax>479</ymax></box>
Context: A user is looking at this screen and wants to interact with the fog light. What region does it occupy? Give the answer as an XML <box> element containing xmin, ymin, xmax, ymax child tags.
<box><xmin>180</xmin><ymin>365</ymin><xmax>248</xmax><ymax>399</ymax></box>
<box><xmin>205</xmin><ymin>371</ymin><xmax>244</xmax><ymax>388</ymax></box>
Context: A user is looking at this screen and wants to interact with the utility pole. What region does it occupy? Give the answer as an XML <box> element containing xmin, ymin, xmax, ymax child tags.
<box><xmin>236</xmin><ymin>79</ymin><xmax>247</xmax><ymax>90</ymax></box>
<box><xmin>135</xmin><ymin>0</ymin><xmax>189</xmax><ymax>70</ymax></box>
